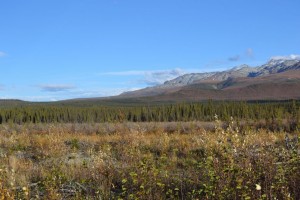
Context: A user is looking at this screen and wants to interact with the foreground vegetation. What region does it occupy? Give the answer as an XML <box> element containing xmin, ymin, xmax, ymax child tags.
<box><xmin>0</xmin><ymin>120</ymin><xmax>299</xmax><ymax>199</ymax></box>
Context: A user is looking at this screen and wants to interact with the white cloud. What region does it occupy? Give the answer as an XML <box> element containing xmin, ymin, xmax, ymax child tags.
<box><xmin>246</xmin><ymin>48</ymin><xmax>254</xmax><ymax>57</ymax></box>
<box><xmin>100</xmin><ymin>68</ymin><xmax>186</xmax><ymax>86</ymax></box>
<box><xmin>270</xmin><ymin>54</ymin><xmax>300</xmax><ymax>61</ymax></box>
<box><xmin>0</xmin><ymin>51</ymin><xmax>6</xmax><ymax>57</ymax></box>
<box><xmin>38</xmin><ymin>84</ymin><xmax>76</xmax><ymax>92</ymax></box>
<box><xmin>143</xmin><ymin>68</ymin><xmax>185</xmax><ymax>85</ymax></box>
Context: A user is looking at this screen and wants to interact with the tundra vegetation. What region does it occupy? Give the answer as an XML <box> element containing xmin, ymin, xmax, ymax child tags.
<box><xmin>0</xmin><ymin>100</ymin><xmax>299</xmax><ymax>199</ymax></box>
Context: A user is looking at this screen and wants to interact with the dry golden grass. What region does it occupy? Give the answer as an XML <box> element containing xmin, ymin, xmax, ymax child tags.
<box><xmin>0</xmin><ymin>121</ymin><xmax>299</xmax><ymax>199</ymax></box>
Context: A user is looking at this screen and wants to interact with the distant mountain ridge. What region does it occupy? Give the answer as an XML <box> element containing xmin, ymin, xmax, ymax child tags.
<box><xmin>119</xmin><ymin>58</ymin><xmax>300</xmax><ymax>101</ymax></box>
<box><xmin>160</xmin><ymin>59</ymin><xmax>300</xmax><ymax>87</ymax></box>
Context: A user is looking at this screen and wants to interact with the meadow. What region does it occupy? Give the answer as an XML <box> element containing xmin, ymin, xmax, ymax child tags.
<box><xmin>0</xmin><ymin>119</ymin><xmax>299</xmax><ymax>199</ymax></box>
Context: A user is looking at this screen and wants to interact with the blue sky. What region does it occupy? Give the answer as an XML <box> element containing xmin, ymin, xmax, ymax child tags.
<box><xmin>0</xmin><ymin>0</ymin><xmax>299</xmax><ymax>101</ymax></box>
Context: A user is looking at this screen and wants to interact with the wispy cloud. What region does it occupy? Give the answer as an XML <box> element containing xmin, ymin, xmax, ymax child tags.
<box><xmin>143</xmin><ymin>68</ymin><xmax>185</xmax><ymax>85</ymax></box>
<box><xmin>228</xmin><ymin>55</ymin><xmax>240</xmax><ymax>62</ymax></box>
<box><xmin>8</xmin><ymin>87</ymin><xmax>142</xmax><ymax>102</ymax></box>
<box><xmin>270</xmin><ymin>54</ymin><xmax>300</xmax><ymax>61</ymax></box>
<box><xmin>76</xmin><ymin>87</ymin><xmax>142</xmax><ymax>97</ymax></box>
<box><xmin>246</xmin><ymin>48</ymin><xmax>254</xmax><ymax>57</ymax></box>
<box><xmin>38</xmin><ymin>84</ymin><xmax>76</xmax><ymax>92</ymax></box>
<box><xmin>227</xmin><ymin>48</ymin><xmax>254</xmax><ymax>62</ymax></box>
<box><xmin>0</xmin><ymin>51</ymin><xmax>7</xmax><ymax>57</ymax></box>
<box><xmin>101</xmin><ymin>68</ymin><xmax>186</xmax><ymax>86</ymax></box>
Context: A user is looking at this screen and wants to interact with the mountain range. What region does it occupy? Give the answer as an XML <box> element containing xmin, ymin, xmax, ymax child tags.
<box><xmin>1</xmin><ymin>58</ymin><xmax>300</xmax><ymax>105</ymax></box>
<box><xmin>118</xmin><ymin>58</ymin><xmax>300</xmax><ymax>101</ymax></box>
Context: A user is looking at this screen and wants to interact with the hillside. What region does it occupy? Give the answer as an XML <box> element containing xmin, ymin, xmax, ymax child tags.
<box><xmin>119</xmin><ymin>58</ymin><xmax>300</xmax><ymax>101</ymax></box>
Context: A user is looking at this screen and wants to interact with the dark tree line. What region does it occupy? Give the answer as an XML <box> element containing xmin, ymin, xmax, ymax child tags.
<box><xmin>0</xmin><ymin>100</ymin><xmax>300</xmax><ymax>126</ymax></box>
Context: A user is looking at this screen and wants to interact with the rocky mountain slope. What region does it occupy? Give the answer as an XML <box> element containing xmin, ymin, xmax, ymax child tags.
<box><xmin>119</xmin><ymin>58</ymin><xmax>300</xmax><ymax>101</ymax></box>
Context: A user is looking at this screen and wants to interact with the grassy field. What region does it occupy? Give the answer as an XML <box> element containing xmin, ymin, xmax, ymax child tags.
<box><xmin>0</xmin><ymin>120</ymin><xmax>299</xmax><ymax>199</ymax></box>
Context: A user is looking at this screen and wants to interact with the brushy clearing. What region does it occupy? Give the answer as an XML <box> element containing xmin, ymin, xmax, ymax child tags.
<box><xmin>0</xmin><ymin>120</ymin><xmax>299</xmax><ymax>199</ymax></box>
